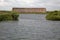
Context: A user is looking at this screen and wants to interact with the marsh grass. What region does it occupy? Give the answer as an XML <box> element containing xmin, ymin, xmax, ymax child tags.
<box><xmin>0</xmin><ymin>11</ymin><xmax>19</xmax><ymax>21</ymax></box>
<box><xmin>46</xmin><ymin>11</ymin><xmax>60</xmax><ymax>20</ymax></box>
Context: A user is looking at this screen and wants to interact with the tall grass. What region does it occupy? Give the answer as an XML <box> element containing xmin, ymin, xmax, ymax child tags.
<box><xmin>46</xmin><ymin>11</ymin><xmax>60</xmax><ymax>20</ymax></box>
<box><xmin>0</xmin><ymin>11</ymin><xmax>19</xmax><ymax>21</ymax></box>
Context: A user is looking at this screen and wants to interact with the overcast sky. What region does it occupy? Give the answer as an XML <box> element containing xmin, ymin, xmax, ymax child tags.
<box><xmin>0</xmin><ymin>0</ymin><xmax>60</xmax><ymax>11</ymax></box>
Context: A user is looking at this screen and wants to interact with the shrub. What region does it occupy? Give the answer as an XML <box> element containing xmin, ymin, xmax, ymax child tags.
<box><xmin>0</xmin><ymin>11</ymin><xmax>19</xmax><ymax>21</ymax></box>
<box><xmin>46</xmin><ymin>11</ymin><xmax>60</xmax><ymax>20</ymax></box>
<box><xmin>11</xmin><ymin>12</ymin><xmax>19</xmax><ymax>20</ymax></box>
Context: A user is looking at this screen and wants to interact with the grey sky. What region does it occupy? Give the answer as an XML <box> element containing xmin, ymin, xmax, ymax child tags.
<box><xmin>0</xmin><ymin>0</ymin><xmax>60</xmax><ymax>11</ymax></box>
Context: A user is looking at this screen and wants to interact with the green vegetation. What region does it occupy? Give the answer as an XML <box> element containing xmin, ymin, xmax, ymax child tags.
<box><xmin>0</xmin><ymin>11</ymin><xmax>19</xmax><ymax>21</ymax></box>
<box><xmin>46</xmin><ymin>10</ymin><xmax>60</xmax><ymax>20</ymax></box>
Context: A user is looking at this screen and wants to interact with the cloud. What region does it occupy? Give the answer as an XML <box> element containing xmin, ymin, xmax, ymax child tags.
<box><xmin>0</xmin><ymin>0</ymin><xmax>60</xmax><ymax>11</ymax></box>
<box><xmin>0</xmin><ymin>0</ymin><xmax>11</xmax><ymax>6</ymax></box>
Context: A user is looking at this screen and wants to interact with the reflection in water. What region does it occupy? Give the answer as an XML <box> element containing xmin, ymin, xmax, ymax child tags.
<box><xmin>0</xmin><ymin>14</ymin><xmax>60</xmax><ymax>40</ymax></box>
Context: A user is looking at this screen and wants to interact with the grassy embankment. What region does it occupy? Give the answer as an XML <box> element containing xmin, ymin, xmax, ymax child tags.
<box><xmin>0</xmin><ymin>11</ymin><xmax>19</xmax><ymax>21</ymax></box>
<box><xmin>17</xmin><ymin>12</ymin><xmax>46</xmax><ymax>14</ymax></box>
<box><xmin>46</xmin><ymin>11</ymin><xmax>60</xmax><ymax>20</ymax></box>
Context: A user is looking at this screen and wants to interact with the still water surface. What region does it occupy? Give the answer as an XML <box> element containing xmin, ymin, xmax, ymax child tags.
<box><xmin>0</xmin><ymin>14</ymin><xmax>60</xmax><ymax>40</ymax></box>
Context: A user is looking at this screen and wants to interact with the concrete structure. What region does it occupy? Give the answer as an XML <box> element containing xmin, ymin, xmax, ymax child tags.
<box><xmin>12</xmin><ymin>8</ymin><xmax>46</xmax><ymax>13</ymax></box>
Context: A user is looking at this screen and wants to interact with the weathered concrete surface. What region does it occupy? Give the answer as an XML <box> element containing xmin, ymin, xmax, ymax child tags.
<box><xmin>12</xmin><ymin>8</ymin><xmax>46</xmax><ymax>13</ymax></box>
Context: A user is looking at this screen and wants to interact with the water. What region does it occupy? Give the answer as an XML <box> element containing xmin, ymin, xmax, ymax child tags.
<box><xmin>0</xmin><ymin>14</ymin><xmax>60</xmax><ymax>40</ymax></box>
